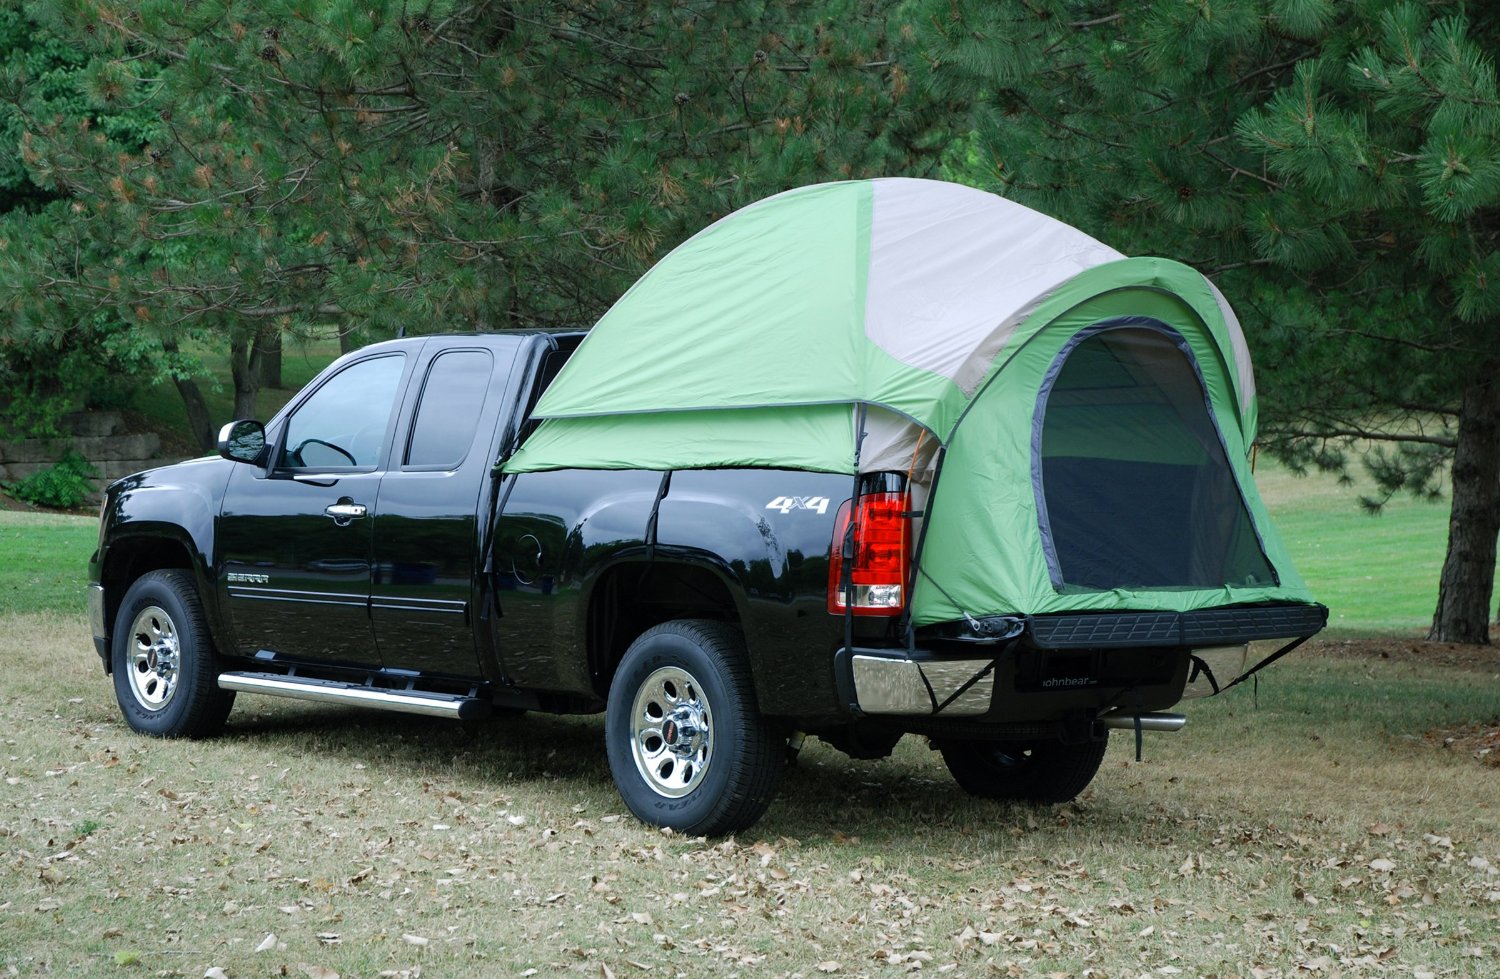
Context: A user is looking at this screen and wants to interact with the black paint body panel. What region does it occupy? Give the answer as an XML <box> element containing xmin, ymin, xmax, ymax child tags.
<box><xmin>492</xmin><ymin>467</ymin><xmax>663</xmax><ymax>693</ymax></box>
<box><xmin>654</xmin><ymin>469</ymin><xmax>851</xmax><ymax>717</ymax></box>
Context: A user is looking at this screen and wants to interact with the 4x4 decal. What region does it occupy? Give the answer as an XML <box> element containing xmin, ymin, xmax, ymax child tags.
<box><xmin>765</xmin><ymin>495</ymin><xmax>830</xmax><ymax>515</ymax></box>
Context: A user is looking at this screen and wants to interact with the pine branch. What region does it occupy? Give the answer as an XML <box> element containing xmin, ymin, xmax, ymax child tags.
<box><xmin>1261</xmin><ymin>423</ymin><xmax>1457</xmax><ymax>449</ymax></box>
<box><xmin>1069</xmin><ymin>14</ymin><xmax>1123</xmax><ymax>29</ymax></box>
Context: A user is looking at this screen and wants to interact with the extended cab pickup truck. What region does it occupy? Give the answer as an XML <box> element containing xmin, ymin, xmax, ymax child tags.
<box><xmin>90</xmin><ymin>329</ymin><xmax>1325</xmax><ymax>836</ymax></box>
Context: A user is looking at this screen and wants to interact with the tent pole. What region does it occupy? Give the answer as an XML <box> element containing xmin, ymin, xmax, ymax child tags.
<box><xmin>904</xmin><ymin>442</ymin><xmax>948</xmax><ymax>655</ymax></box>
<box><xmin>842</xmin><ymin>405</ymin><xmax>869</xmax><ymax>660</ymax></box>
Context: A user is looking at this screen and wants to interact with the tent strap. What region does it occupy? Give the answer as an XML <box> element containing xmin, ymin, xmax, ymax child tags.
<box><xmin>1220</xmin><ymin>635</ymin><xmax>1313</xmax><ymax>696</ymax></box>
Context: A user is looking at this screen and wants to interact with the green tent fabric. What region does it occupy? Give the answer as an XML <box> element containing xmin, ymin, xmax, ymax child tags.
<box><xmin>504</xmin><ymin>178</ymin><xmax>1314</xmax><ymax>626</ymax></box>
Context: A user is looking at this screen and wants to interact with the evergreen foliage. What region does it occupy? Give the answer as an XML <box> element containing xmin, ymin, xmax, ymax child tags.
<box><xmin>0</xmin><ymin>3</ymin><xmax>161</xmax><ymax>440</ymax></box>
<box><xmin>911</xmin><ymin>0</ymin><xmax>1500</xmax><ymax>641</ymax></box>
<box><xmin>2</xmin><ymin>0</ymin><xmax>926</xmax><ymax>442</ymax></box>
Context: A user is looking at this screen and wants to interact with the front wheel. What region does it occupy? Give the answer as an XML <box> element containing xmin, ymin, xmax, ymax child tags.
<box><xmin>111</xmin><ymin>569</ymin><xmax>235</xmax><ymax>738</ymax></box>
<box><xmin>605</xmin><ymin>620</ymin><xmax>785</xmax><ymax>835</ymax></box>
<box><xmin>936</xmin><ymin>734</ymin><xmax>1108</xmax><ymax>804</ymax></box>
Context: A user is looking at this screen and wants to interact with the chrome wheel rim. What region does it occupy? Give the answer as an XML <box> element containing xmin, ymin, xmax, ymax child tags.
<box><xmin>629</xmin><ymin>665</ymin><xmax>713</xmax><ymax>798</ymax></box>
<box><xmin>127</xmin><ymin>605</ymin><xmax>180</xmax><ymax>712</ymax></box>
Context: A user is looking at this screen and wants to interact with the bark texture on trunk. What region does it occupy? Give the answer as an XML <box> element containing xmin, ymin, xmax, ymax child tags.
<box><xmin>172</xmin><ymin>376</ymin><xmax>215</xmax><ymax>452</ymax></box>
<box><xmin>1429</xmin><ymin>374</ymin><xmax>1500</xmax><ymax>644</ymax></box>
<box><xmin>161</xmin><ymin>339</ymin><xmax>215</xmax><ymax>451</ymax></box>
<box><xmin>258</xmin><ymin>329</ymin><xmax>283</xmax><ymax>389</ymax></box>
<box><xmin>229</xmin><ymin>333</ymin><xmax>266</xmax><ymax>422</ymax></box>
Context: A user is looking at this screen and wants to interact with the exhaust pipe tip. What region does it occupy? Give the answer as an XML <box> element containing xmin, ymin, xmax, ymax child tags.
<box><xmin>1097</xmin><ymin>710</ymin><xmax>1187</xmax><ymax>733</ymax></box>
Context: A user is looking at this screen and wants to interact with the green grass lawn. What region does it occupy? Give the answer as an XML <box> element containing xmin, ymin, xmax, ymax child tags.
<box><xmin>3</xmin><ymin>450</ymin><xmax>1495</xmax><ymax>977</ymax></box>
<box><xmin>1253</xmin><ymin>460</ymin><xmax>1490</xmax><ymax>637</ymax></box>
<box><xmin>0</xmin><ymin>511</ymin><xmax>99</xmax><ymax>617</ymax></box>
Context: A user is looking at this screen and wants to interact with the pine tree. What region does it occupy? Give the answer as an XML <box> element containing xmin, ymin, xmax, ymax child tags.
<box><xmin>3</xmin><ymin>1</ymin><xmax>927</xmax><ymax>443</ymax></box>
<box><xmin>907</xmin><ymin>0</ymin><xmax>1500</xmax><ymax>643</ymax></box>
<box><xmin>0</xmin><ymin>2</ymin><xmax>165</xmax><ymax>442</ymax></box>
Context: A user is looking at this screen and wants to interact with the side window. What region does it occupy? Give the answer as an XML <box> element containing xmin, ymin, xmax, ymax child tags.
<box><xmin>280</xmin><ymin>354</ymin><xmax>406</xmax><ymax>470</ymax></box>
<box><xmin>405</xmin><ymin>350</ymin><xmax>494</xmax><ymax>469</ymax></box>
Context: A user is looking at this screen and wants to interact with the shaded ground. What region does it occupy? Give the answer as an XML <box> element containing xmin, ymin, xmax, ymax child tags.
<box><xmin>1306</xmin><ymin>637</ymin><xmax>1500</xmax><ymax>768</ymax></box>
<box><xmin>1309</xmin><ymin>635</ymin><xmax>1500</xmax><ymax>673</ymax></box>
<box><xmin>1425</xmin><ymin>720</ymin><xmax>1500</xmax><ymax>767</ymax></box>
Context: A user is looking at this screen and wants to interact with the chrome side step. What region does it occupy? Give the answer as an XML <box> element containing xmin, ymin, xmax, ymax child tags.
<box><xmin>218</xmin><ymin>671</ymin><xmax>489</xmax><ymax>720</ymax></box>
<box><xmin>1096</xmin><ymin>710</ymin><xmax>1187</xmax><ymax>733</ymax></box>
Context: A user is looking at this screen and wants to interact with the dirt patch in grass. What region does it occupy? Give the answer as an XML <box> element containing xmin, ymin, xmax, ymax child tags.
<box><xmin>1425</xmin><ymin>721</ymin><xmax>1500</xmax><ymax>767</ymax></box>
<box><xmin>1303</xmin><ymin>635</ymin><xmax>1500</xmax><ymax>674</ymax></box>
<box><xmin>1300</xmin><ymin>638</ymin><xmax>1500</xmax><ymax>769</ymax></box>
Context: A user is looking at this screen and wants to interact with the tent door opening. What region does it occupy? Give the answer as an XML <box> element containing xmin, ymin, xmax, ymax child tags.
<box><xmin>1032</xmin><ymin>321</ymin><xmax>1277</xmax><ymax>592</ymax></box>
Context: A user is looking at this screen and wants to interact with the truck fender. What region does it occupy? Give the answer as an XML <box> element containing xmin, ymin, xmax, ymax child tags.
<box><xmin>97</xmin><ymin>461</ymin><xmax>233</xmax><ymax>656</ymax></box>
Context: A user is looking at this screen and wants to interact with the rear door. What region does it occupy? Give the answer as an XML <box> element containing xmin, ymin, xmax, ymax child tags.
<box><xmin>369</xmin><ymin>342</ymin><xmax>521</xmax><ymax>677</ymax></box>
<box><xmin>218</xmin><ymin>349</ymin><xmax>414</xmax><ymax>666</ymax></box>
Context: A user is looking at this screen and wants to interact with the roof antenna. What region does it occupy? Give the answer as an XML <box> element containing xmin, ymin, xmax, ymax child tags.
<box><xmin>395</xmin><ymin>326</ymin><xmax>406</xmax><ymax>339</ymax></box>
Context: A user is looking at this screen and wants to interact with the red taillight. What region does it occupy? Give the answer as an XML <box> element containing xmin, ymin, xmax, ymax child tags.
<box><xmin>828</xmin><ymin>492</ymin><xmax>911</xmax><ymax>616</ymax></box>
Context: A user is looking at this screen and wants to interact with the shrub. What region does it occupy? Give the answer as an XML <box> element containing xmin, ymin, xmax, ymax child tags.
<box><xmin>5</xmin><ymin>451</ymin><xmax>100</xmax><ymax>509</ymax></box>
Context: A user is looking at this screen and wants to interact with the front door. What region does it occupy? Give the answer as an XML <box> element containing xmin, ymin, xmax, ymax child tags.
<box><xmin>218</xmin><ymin>351</ymin><xmax>412</xmax><ymax>667</ymax></box>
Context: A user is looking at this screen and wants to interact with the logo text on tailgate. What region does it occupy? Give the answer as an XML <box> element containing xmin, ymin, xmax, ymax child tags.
<box><xmin>765</xmin><ymin>496</ymin><xmax>830</xmax><ymax>515</ymax></box>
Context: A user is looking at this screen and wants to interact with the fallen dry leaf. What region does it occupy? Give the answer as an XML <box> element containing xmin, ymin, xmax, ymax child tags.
<box><xmin>298</xmin><ymin>966</ymin><xmax>339</xmax><ymax>979</ymax></box>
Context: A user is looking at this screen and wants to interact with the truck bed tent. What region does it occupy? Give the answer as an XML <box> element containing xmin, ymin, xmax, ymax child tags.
<box><xmin>504</xmin><ymin>178</ymin><xmax>1312</xmax><ymax>626</ymax></box>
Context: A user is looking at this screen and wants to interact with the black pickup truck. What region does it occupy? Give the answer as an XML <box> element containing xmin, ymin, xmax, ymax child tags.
<box><xmin>90</xmin><ymin>330</ymin><xmax>1325</xmax><ymax>835</ymax></box>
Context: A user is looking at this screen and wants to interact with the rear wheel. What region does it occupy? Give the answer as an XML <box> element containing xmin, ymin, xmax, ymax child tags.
<box><xmin>111</xmin><ymin>570</ymin><xmax>235</xmax><ymax>738</ymax></box>
<box><xmin>936</xmin><ymin>734</ymin><xmax>1107</xmax><ymax>803</ymax></box>
<box><xmin>605</xmin><ymin>619</ymin><xmax>785</xmax><ymax>835</ymax></box>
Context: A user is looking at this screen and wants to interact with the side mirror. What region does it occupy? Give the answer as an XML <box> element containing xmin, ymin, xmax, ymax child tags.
<box><xmin>217</xmin><ymin>419</ymin><xmax>267</xmax><ymax>465</ymax></box>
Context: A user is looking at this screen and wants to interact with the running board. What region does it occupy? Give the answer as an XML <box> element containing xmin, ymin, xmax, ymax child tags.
<box><xmin>1096</xmin><ymin>710</ymin><xmax>1186</xmax><ymax>733</ymax></box>
<box><xmin>218</xmin><ymin>672</ymin><xmax>490</xmax><ymax>720</ymax></box>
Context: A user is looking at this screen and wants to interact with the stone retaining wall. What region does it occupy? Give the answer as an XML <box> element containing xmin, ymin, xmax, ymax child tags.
<box><xmin>0</xmin><ymin>411</ymin><xmax>187</xmax><ymax>501</ymax></box>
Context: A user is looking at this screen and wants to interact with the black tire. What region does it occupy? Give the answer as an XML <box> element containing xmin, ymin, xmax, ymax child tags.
<box><xmin>111</xmin><ymin>569</ymin><xmax>236</xmax><ymax>738</ymax></box>
<box><xmin>936</xmin><ymin>734</ymin><xmax>1108</xmax><ymax>804</ymax></box>
<box><xmin>605</xmin><ymin>619</ymin><xmax>785</xmax><ymax>836</ymax></box>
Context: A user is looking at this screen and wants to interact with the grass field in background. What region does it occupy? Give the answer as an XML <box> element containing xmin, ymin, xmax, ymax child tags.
<box><xmin>127</xmin><ymin>335</ymin><xmax>344</xmax><ymax>438</ymax></box>
<box><xmin>0</xmin><ymin>511</ymin><xmax>99</xmax><ymax>617</ymax></box>
<box><xmin>1252</xmin><ymin>461</ymin><xmax>1492</xmax><ymax>637</ymax></box>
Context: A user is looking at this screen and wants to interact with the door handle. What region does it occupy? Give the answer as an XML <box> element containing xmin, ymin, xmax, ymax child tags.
<box><xmin>324</xmin><ymin>502</ymin><xmax>367</xmax><ymax>526</ymax></box>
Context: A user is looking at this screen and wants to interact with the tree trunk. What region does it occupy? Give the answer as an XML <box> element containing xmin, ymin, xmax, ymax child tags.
<box><xmin>161</xmin><ymin>339</ymin><xmax>215</xmax><ymax>451</ymax></box>
<box><xmin>338</xmin><ymin>321</ymin><xmax>360</xmax><ymax>355</ymax></box>
<box><xmin>172</xmin><ymin>376</ymin><xmax>215</xmax><ymax>452</ymax></box>
<box><xmin>229</xmin><ymin>332</ymin><xmax>266</xmax><ymax>421</ymax></box>
<box><xmin>258</xmin><ymin>329</ymin><xmax>283</xmax><ymax>389</ymax></box>
<box><xmin>1428</xmin><ymin>373</ymin><xmax>1500</xmax><ymax>644</ymax></box>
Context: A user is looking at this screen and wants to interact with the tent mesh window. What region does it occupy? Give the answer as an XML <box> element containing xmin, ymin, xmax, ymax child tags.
<box><xmin>1035</xmin><ymin>325</ymin><xmax>1276</xmax><ymax>591</ymax></box>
